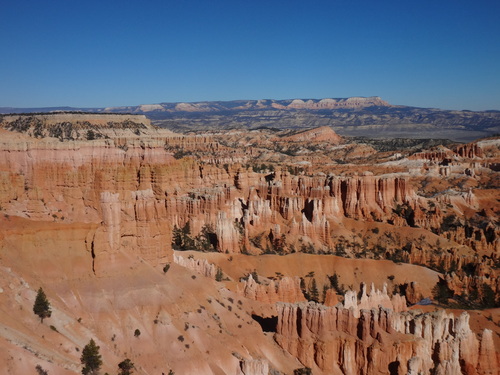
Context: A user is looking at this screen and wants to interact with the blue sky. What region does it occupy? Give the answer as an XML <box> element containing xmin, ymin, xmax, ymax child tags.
<box><xmin>1</xmin><ymin>0</ymin><xmax>499</xmax><ymax>110</ymax></box>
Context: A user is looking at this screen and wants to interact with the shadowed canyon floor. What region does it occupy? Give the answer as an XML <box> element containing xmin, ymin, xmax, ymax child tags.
<box><xmin>0</xmin><ymin>113</ymin><xmax>499</xmax><ymax>374</ymax></box>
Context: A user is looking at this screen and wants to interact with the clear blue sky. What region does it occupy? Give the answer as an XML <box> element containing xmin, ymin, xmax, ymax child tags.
<box><xmin>1</xmin><ymin>0</ymin><xmax>499</xmax><ymax>110</ymax></box>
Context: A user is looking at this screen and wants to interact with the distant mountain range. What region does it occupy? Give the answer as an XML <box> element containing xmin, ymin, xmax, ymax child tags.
<box><xmin>0</xmin><ymin>96</ymin><xmax>389</xmax><ymax>114</ymax></box>
<box><xmin>2</xmin><ymin>97</ymin><xmax>499</xmax><ymax>141</ymax></box>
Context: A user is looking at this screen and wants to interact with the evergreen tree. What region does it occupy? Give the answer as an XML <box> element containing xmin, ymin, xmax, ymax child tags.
<box><xmin>322</xmin><ymin>284</ymin><xmax>329</xmax><ymax>303</ymax></box>
<box><xmin>300</xmin><ymin>277</ymin><xmax>307</xmax><ymax>297</ymax></box>
<box><xmin>181</xmin><ymin>221</ymin><xmax>195</xmax><ymax>249</ymax></box>
<box><xmin>172</xmin><ymin>225</ymin><xmax>183</xmax><ymax>250</ymax></box>
<box><xmin>294</xmin><ymin>368</ymin><xmax>312</xmax><ymax>375</ymax></box>
<box><xmin>33</xmin><ymin>287</ymin><xmax>52</xmax><ymax>323</ymax></box>
<box><xmin>172</xmin><ymin>222</ymin><xmax>195</xmax><ymax>250</ymax></box>
<box><xmin>328</xmin><ymin>272</ymin><xmax>340</xmax><ymax>293</ymax></box>
<box><xmin>35</xmin><ymin>365</ymin><xmax>49</xmax><ymax>375</ymax></box>
<box><xmin>432</xmin><ymin>279</ymin><xmax>453</xmax><ymax>305</ymax></box>
<box><xmin>194</xmin><ymin>224</ymin><xmax>217</xmax><ymax>251</ymax></box>
<box><xmin>309</xmin><ymin>278</ymin><xmax>319</xmax><ymax>303</ymax></box>
<box><xmin>215</xmin><ymin>267</ymin><xmax>224</xmax><ymax>282</ymax></box>
<box><xmin>81</xmin><ymin>339</ymin><xmax>102</xmax><ymax>375</ymax></box>
<box><xmin>251</xmin><ymin>269</ymin><xmax>259</xmax><ymax>283</ymax></box>
<box><xmin>481</xmin><ymin>283</ymin><xmax>496</xmax><ymax>308</ymax></box>
<box><xmin>118</xmin><ymin>358</ymin><xmax>134</xmax><ymax>375</ymax></box>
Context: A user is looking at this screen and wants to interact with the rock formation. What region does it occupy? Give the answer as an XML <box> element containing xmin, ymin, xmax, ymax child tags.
<box><xmin>174</xmin><ymin>254</ymin><xmax>219</xmax><ymax>279</ymax></box>
<box><xmin>0</xmin><ymin>115</ymin><xmax>498</xmax><ymax>374</ymax></box>
<box><xmin>238</xmin><ymin>275</ymin><xmax>306</xmax><ymax>304</ymax></box>
<box><xmin>275</xmin><ymin>300</ymin><xmax>498</xmax><ymax>374</ymax></box>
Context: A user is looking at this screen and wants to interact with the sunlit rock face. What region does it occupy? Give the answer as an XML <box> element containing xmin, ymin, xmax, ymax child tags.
<box><xmin>275</xmin><ymin>300</ymin><xmax>498</xmax><ymax>374</ymax></box>
<box><xmin>0</xmin><ymin>114</ymin><xmax>498</xmax><ymax>374</ymax></box>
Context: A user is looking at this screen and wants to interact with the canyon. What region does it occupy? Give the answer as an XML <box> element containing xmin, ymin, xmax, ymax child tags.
<box><xmin>0</xmin><ymin>113</ymin><xmax>499</xmax><ymax>374</ymax></box>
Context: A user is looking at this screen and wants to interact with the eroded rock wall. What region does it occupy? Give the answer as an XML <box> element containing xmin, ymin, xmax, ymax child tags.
<box><xmin>275</xmin><ymin>302</ymin><xmax>498</xmax><ymax>374</ymax></box>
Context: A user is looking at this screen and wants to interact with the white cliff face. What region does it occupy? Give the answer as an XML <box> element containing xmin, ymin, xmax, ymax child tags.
<box><xmin>216</xmin><ymin>211</ymin><xmax>241</xmax><ymax>253</ymax></box>
<box><xmin>174</xmin><ymin>254</ymin><xmax>218</xmax><ymax>278</ymax></box>
<box><xmin>343</xmin><ymin>283</ymin><xmax>407</xmax><ymax>318</ymax></box>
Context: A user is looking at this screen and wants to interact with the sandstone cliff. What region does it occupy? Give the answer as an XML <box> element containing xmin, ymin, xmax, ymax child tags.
<box><xmin>275</xmin><ymin>300</ymin><xmax>498</xmax><ymax>374</ymax></box>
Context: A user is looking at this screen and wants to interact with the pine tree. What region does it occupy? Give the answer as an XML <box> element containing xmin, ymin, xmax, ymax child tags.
<box><xmin>33</xmin><ymin>287</ymin><xmax>52</xmax><ymax>323</ymax></box>
<box><xmin>322</xmin><ymin>284</ymin><xmax>329</xmax><ymax>303</ymax></box>
<box><xmin>432</xmin><ymin>279</ymin><xmax>452</xmax><ymax>305</ymax></box>
<box><xmin>215</xmin><ymin>267</ymin><xmax>224</xmax><ymax>282</ymax></box>
<box><xmin>118</xmin><ymin>358</ymin><xmax>134</xmax><ymax>375</ymax></box>
<box><xmin>172</xmin><ymin>225</ymin><xmax>183</xmax><ymax>250</ymax></box>
<box><xmin>81</xmin><ymin>339</ymin><xmax>102</xmax><ymax>375</ymax></box>
<box><xmin>328</xmin><ymin>272</ymin><xmax>340</xmax><ymax>293</ymax></box>
<box><xmin>35</xmin><ymin>365</ymin><xmax>49</xmax><ymax>375</ymax></box>
<box><xmin>480</xmin><ymin>283</ymin><xmax>496</xmax><ymax>308</ymax></box>
<box><xmin>309</xmin><ymin>278</ymin><xmax>319</xmax><ymax>303</ymax></box>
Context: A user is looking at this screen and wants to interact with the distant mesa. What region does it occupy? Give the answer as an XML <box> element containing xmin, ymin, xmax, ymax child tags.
<box><xmin>0</xmin><ymin>112</ymin><xmax>156</xmax><ymax>141</ymax></box>
<box><xmin>154</xmin><ymin>96</ymin><xmax>391</xmax><ymax>113</ymax></box>
<box><xmin>0</xmin><ymin>112</ymin><xmax>151</xmax><ymax>127</ymax></box>
<box><xmin>139</xmin><ymin>104</ymin><xmax>164</xmax><ymax>112</ymax></box>
<box><xmin>286</xmin><ymin>96</ymin><xmax>390</xmax><ymax>109</ymax></box>
<box><xmin>0</xmin><ymin>96</ymin><xmax>391</xmax><ymax>115</ymax></box>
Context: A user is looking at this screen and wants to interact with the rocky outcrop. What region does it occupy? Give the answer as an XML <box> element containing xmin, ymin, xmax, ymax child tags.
<box><xmin>237</xmin><ymin>358</ymin><xmax>269</xmax><ymax>375</ymax></box>
<box><xmin>403</xmin><ymin>282</ymin><xmax>425</xmax><ymax>305</ymax></box>
<box><xmin>0</xmin><ymin>135</ymin><xmax>176</xmax><ymax>272</ymax></box>
<box><xmin>275</xmin><ymin>302</ymin><xmax>498</xmax><ymax>374</ymax></box>
<box><xmin>0</xmin><ymin>113</ymin><xmax>152</xmax><ymax>127</ymax></box>
<box><xmin>278</xmin><ymin>126</ymin><xmax>342</xmax><ymax>144</ymax></box>
<box><xmin>259</xmin><ymin>170</ymin><xmax>417</xmax><ymax>222</ymax></box>
<box><xmin>174</xmin><ymin>254</ymin><xmax>218</xmax><ymax>279</ymax></box>
<box><xmin>238</xmin><ymin>275</ymin><xmax>306</xmax><ymax>304</ymax></box>
<box><xmin>343</xmin><ymin>282</ymin><xmax>407</xmax><ymax>316</ymax></box>
<box><xmin>455</xmin><ymin>143</ymin><xmax>484</xmax><ymax>159</ymax></box>
<box><xmin>0</xmin><ymin>113</ymin><xmax>156</xmax><ymax>140</ymax></box>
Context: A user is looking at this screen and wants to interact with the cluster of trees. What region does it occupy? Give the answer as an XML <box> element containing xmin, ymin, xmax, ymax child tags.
<box><xmin>432</xmin><ymin>278</ymin><xmax>498</xmax><ymax>308</ymax></box>
<box><xmin>393</xmin><ymin>203</ymin><xmax>416</xmax><ymax>227</ymax></box>
<box><xmin>35</xmin><ymin>336</ymin><xmax>133</xmax><ymax>375</ymax></box>
<box><xmin>172</xmin><ymin>222</ymin><xmax>218</xmax><ymax>252</ymax></box>
<box><xmin>80</xmin><ymin>338</ymin><xmax>138</xmax><ymax>374</ymax></box>
<box><xmin>251</xmin><ymin>163</ymin><xmax>275</xmax><ymax>173</ymax></box>
<box><xmin>300</xmin><ymin>272</ymin><xmax>320</xmax><ymax>303</ymax></box>
<box><xmin>300</xmin><ymin>271</ymin><xmax>346</xmax><ymax>304</ymax></box>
